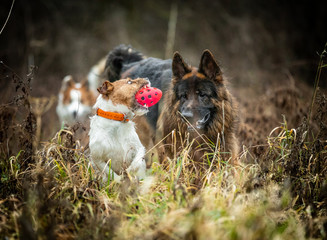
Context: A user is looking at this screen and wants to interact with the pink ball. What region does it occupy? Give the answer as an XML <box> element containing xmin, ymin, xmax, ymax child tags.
<box><xmin>135</xmin><ymin>86</ymin><xmax>162</xmax><ymax>107</ymax></box>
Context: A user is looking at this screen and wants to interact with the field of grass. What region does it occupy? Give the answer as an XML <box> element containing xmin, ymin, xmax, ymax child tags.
<box><xmin>0</xmin><ymin>50</ymin><xmax>326</xmax><ymax>239</ymax></box>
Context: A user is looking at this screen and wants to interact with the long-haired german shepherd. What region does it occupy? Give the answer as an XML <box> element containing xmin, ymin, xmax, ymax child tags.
<box><xmin>105</xmin><ymin>44</ymin><xmax>239</xmax><ymax>164</ymax></box>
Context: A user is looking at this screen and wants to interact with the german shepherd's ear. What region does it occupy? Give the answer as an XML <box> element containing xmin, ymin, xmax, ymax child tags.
<box><xmin>97</xmin><ymin>81</ymin><xmax>114</xmax><ymax>96</ymax></box>
<box><xmin>172</xmin><ymin>52</ymin><xmax>191</xmax><ymax>81</ymax></box>
<box><xmin>199</xmin><ymin>50</ymin><xmax>222</xmax><ymax>81</ymax></box>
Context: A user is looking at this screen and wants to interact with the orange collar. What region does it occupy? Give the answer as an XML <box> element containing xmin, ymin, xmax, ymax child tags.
<box><xmin>96</xmin><ymin>108</ymin><xmax>130</xmax><ymax>123</ymax></box>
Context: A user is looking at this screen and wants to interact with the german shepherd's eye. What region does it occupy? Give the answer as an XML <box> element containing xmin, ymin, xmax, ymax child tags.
<box><xmin>127</xmin><ymin>80</ymin><xmax>132</xmax><ymax>84</ymax></box>
<box><xmin>196</xmin><ymin>91</ymin><xmax>208</xmax><ymax>98</ymax></box>
<box><xmin>198</xmin><ymin>92</ymin><xmax>209</xmax><ymax>102</ymax></box>
<box><xmin>180</xmin><ymin>93</ymin><xmax>187</xmax><ymax>100</ymax></box>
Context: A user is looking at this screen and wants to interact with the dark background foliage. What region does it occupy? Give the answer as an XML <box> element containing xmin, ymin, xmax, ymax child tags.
<box><xmin>0</xmin><ymin>0</ymin><xmax>326</xmax><ymax>137</ymax></box>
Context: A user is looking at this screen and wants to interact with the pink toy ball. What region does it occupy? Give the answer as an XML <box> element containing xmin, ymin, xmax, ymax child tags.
<box><xmin>135</xmin><ymin>86</ymin><xmax>162</xmax><ymax>108</ymax></box>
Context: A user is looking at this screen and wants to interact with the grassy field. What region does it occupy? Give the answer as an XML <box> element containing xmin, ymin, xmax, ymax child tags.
<box><xmin>0</xmin><ymin>51</ymin><xmax>326</xmax><ymax>239</ymax></box>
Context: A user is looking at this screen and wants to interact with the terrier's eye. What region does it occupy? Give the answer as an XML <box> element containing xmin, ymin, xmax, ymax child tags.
<box><xmin>127</xmin><ymin>80</ymin><xmax>132</xmax><ymax>84</ymax></box>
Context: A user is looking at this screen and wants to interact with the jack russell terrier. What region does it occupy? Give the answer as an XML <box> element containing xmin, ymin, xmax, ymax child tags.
<box><xmin>89</xmin><ymin>78</ymin><xmax>162</xmax><ymax>182</ymax></box>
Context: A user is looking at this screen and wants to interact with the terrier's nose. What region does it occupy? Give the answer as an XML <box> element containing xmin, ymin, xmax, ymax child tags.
<box><xmin>73</xmin><ymin>111</ymin><xmax>77</xmax><ymax>119</ymax></box>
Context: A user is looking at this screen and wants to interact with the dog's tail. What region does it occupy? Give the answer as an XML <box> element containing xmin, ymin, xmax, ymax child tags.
<box><xmin>105</xmin><ymin>44</ymin><xmax>144</xmax><ymax>82</ymax></box>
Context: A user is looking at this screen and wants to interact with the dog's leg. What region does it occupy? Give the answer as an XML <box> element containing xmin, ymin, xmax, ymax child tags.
<box><xmin>126</xmin><ymin>147</ymin><xmax>146</xmax><ymax>179</ymax></box>
<box><xmin>92</xmin><ymin>159</ymin><xmax>122</xmax><ymax>183</ymax></box>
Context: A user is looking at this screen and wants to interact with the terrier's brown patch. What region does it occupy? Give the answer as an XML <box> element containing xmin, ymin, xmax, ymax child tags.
<box><xmin>98</xmin><ymin>78</ymin><xmax>149</xmax><ymax>109</ymax></box>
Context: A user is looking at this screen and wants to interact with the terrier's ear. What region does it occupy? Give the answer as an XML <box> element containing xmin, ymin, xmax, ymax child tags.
<box><xmin>97</xmin><ymin>81</ymin><xmax>114</xmax><ymax>96</ymax></box>
<box><xmin>172</xmin><ymin>52</ymin><xmax>191</xmax><ymax>82</ymax></box>
<box><xmin>61</xmin><ymin>75</ymin><xmax>75</xmax><ymax>90</ymax></box>
<box><xmin>198</xmin><ymin>50</ymin><xmax>222</xmax><ymax>82</ymax></box>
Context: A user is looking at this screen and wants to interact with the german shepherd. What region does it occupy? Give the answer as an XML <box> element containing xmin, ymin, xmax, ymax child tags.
<box><xmin>105</xmin><ymin>44</ymin><xmax>239</xmax><ymax>163</ymax></box>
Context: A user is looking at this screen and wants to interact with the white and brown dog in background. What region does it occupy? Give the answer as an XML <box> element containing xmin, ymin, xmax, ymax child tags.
<box><xmin>89</xmin><ymin>78</ymin><xmax>150</xmax><ymax>182</ymax></box>
<box><xmin>56</xmin><ymin>75</ymin><xmax>95</xmax><ymax>125</ymax></box>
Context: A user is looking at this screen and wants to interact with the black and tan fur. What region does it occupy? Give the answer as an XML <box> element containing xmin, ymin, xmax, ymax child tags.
<box><xmin>158</xmin><ymin>51</ymin><xmax>239</xmax><ymax>163</ymax></box>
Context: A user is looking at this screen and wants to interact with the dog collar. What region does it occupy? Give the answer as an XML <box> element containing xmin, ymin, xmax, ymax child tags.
<box><xmin>96</xmin><ymin>108</ymin><xmax>130</xmax><ymax>123</ymax></box>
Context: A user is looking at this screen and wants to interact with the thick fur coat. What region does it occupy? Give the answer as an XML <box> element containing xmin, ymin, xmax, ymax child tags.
<box><xmin>158</xmin><ymin>51</ymin><xmax>239</xmax><ymax>162</ymax></box>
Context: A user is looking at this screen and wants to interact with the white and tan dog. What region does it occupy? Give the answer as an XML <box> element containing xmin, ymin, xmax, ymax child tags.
<box><xmin>56</xmin><ymin>75</ymin><xmax>95</xmax><ymax>125</ymax></box>
<box><xmin>89</xmin><ymin>78</ymin><xmax>150</xmax><ymax>182</ymax></box>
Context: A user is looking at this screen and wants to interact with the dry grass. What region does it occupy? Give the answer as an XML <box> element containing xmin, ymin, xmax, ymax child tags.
<box><xmin>0</xmin><ymin>127</ymin><xmax>310</xmax><ymax>239</ymax></box>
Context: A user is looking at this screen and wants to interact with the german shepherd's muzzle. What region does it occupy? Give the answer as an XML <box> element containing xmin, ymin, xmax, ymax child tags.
<box><xmin>179</xmin><ymin>95</ymin><xmax>214</xmax><ymax>131</ymax></box>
